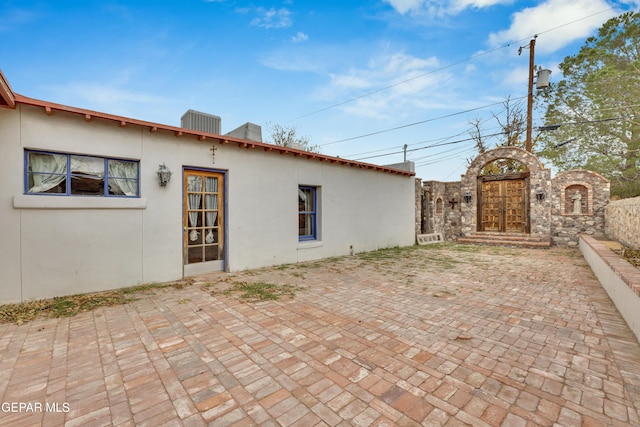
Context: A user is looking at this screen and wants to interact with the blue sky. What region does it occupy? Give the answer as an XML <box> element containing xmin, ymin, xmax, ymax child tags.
<box><xmin>1</xmin><ymin>0</ymin><xmax>638</xmax><ymax>180</ymax></box>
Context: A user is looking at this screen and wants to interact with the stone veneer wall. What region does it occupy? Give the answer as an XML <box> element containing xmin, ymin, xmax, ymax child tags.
<box><xmin>415</xmin><ymin>178</ymin><xmax>423</xmax><ymax>235</ymax></box>
<box><xmin>605</xmin><ymin>196</ymin><xmax>640</xmax><ymax>250</ymax></box>
<box><xmin>421</xmin><ymin>180</ymin><xmax>463</xmax><ymax>239</ymax></box>
<box><xmin>550</xmin><ymin>170</ymin><xmax>609</xmax><ymax>247</ymax></box>
<box><xmin>417</xmin><ymin>148</ymin><xmax>611</xmax><ymax>247</ymax></box>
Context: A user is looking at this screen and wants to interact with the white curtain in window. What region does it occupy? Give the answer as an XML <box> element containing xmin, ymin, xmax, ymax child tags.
<box><xmin>187</xmin><ymin>176</ymin><xmax>202</xmax><ymax>227</ymax></box>
<box><xmin>108</xmin><ymin>160</ymin><xmax>138</xmax><ymax>196</ymax></box>
<box><xmin>70</xmin><ymin>155</ymin><xmax>104</xmax><ymax>177</ymax></box>
<box><xmin>204</xmin><ymin>177</ymin><xmax>218</xmax><ymax>226</ymax></box>
<box><xmin>28</xmin><ymin>152</ymin><xmax>67</xmax><ymax>193</ymax></box>
<box><xmin>68</xmin><ymin>155</ymin><xmax>105</xmax><ymax>195</ymax></box>
<box><xmin>299</xmin><ymin>188</ymin><xmax>313</xmax><ymax>211</ymax></box>
<box><xmin>298</xmin><ymin>189</ymin><xmax>307</xmax><ymax>210</ymax></box>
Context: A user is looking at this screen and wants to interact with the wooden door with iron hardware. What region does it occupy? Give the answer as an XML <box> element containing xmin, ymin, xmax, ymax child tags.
<box><xmin>479</xmin><ymin>175</ymin><xmax>528</xmax><ymax>233</ymax></box>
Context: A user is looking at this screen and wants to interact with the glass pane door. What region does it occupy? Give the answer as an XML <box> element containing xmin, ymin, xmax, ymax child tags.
<box><xmin>184</xmin><ymin>170</ymin><xmax>224</xmax><ymax>273</ymax></box>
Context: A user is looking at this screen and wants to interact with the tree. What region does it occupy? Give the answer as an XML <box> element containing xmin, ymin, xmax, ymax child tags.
<box><xmin>468</xmin><ymin>96</ymin><xmax>529</xmax><ymax>175</ymax></box>
<box><xmin>537</xmin><ymin>11</ymin><xmax>640</xmax><ymax>198</ymax></box>
<box><xmin>266</xmin><ymin>123</ymin><xmax>320</xmax><ymax>153</ymax></box>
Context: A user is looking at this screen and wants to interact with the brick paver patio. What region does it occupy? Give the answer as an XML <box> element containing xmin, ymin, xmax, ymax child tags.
<box><xmin>1</xmin><ymin>244</ymin><xmax>639</xmax><ymax>426</ymax></box>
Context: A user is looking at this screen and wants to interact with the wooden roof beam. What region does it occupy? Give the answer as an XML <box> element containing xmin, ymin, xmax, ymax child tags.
<box><xmin>0</xmin><ymin>70</ymin><xmax>15</xmax><ymax>108</ymax></box>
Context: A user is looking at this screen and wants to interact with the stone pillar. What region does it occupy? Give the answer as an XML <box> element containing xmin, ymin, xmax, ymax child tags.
<box><xmin>414</xmin><ymin>178</ymin><xmax>422</xmax><ymax>236</ymax></box>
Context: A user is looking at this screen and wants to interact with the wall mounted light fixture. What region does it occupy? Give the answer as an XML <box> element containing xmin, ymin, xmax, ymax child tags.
<box><xmin>535</xmin><ymin>188</ymin><xmax>546</xmax><ymax>202</ymax></box>
<box><xmin>157</xmin><ymin>163</ymin><xmax>172</xmax><ymax>187</ymax></box>
<box><xmin>463</xmin><ymin>192</ymin><xmax>473</xmax><ymax>204</ymax></box>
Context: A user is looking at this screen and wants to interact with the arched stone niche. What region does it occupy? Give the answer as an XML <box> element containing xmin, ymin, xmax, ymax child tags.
<box><xmin>460</xmin><ymin>147</ymin><xmax>551</xmax><ymax>241</ymax></box>
<box><xmin>564</xmin><ymin>184</ymin><xmax>590</xmax><ymax>215</ymax></box>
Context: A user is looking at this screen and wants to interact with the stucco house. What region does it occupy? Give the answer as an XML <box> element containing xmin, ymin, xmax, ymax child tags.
<box><xmin>0</xmin><ymin>70</ymin><xmax>416</xmax><ymax>303</ymax></box>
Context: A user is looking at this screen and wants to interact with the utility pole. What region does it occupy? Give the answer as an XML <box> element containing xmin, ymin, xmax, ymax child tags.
<box><xmin>525</xmin><ymin>37</ymin><xmax>535</xmax><ymax>153</ymax></box>
<box><xmin>520</xmin><ymin>36</ymin><xmax>551</xmax><ymax>153</ymax></box>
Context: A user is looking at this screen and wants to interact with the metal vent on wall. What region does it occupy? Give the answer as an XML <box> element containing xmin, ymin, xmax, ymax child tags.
<box><xmin>181</xmin><ymin>110</ymin><xmax>221</xmax><ymax>135</ymax></box>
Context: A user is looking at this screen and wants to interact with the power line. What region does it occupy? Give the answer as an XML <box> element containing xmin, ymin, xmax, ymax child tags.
<box><xmin>321</xmin><ymin>96</ymin><xmax>526</xmax><ymax>147</ymax></box>
<box><xmin>284</xmin><ymin>7</ymin><xmax>616</xmax><ymax>124</ymax></box>
<box><xmin>534</xmin><ymin>7</ymin><xmax>616</xmax><ymax>38</ymax></box>
<box><xmin>539</xmin><ymin>115</ymin><xmax>629</xmax><ymax>130</ymax></box>
<box><xmin>352</xmin><ymin>129</ymin><xmax>509</xmax><ymax>161</ymax></box>
<box><xmin>410</xmin><ymin>142</ymin><xmax>481</xmax><ymax>163</ymax></box>
<box><xmin>299</xmin><ymin>7</ymin><xmax>627</xmax><ymax>164</ymax></box>
<box><xmin>342</xmin><ymin>127</ymin><xmax>477</xmax><ymax>158</ymax></box>
<box><xmin>342</xmin><ymin>104</ymin><xmax>637</xmax><ymax>163</ymax></box>
<box><xmin>329</xmin><ymin>66</ymin><xmax>636</xmax><ymax>155</ymax></box>
<box><xmin>285</xmin><ymin>45</ymin><xmax>514</xmax><ymax>123</ymax></box>
<box><xmin>348</xmin><ymin>112</ymin><xmax>632</xmax><ymax>165</ymax></box>
<box><xmin>414</xmin><ymin>146</ymin><xmax>476</xmax><ymax>166</ymax></box>
<box><xmin>343</xmin><ymin>104</ymin><xmax>508</xmax><ymax>158</ymax></box>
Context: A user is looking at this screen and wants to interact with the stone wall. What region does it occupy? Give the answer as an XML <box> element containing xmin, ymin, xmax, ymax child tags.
<box><xmin>550</xmin><ymin>170</ymin><xmax>609</xmax><ymax>247</ymax></box>
<box><xmin>417</xmin><ymin>148</ymin><xmax>610</xmax><ymax>247</ymax></box>
<box><xmin>421</xmin><ymin>180</ymin><xmax>463</xmax><ymax>239</ymax></box>
<box><xmin>605</xmin><ymin>196</ymin><xmax>640</xmax><ymax>250</ymax></box>
<box><xmin>415</xmin><ymin>178</ymin><xmax>423</xmax><ymax>235</ymax></box>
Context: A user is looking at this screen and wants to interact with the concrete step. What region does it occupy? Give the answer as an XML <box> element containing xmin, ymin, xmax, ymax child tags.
<box><xmin>458</xmin><ymin>232</ymin><xmax>551</xmax><ymax>248</ymax></box>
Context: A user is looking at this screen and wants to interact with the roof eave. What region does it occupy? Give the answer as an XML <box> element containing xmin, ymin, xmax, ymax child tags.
<box><xmin>0</xmin><ymin>69</ymin><xmax>16</xmax><ymax>109</ymax></box>
<box><xmin>11</xmin><ymin>94</ymin><xmax>414</xmax><ymax>178</ymax></box>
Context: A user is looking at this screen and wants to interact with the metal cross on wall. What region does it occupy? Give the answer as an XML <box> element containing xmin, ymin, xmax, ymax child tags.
<box><xmin>449</xmin><ymin>199</ymin><xmax>458</xmax><ymax>209</ymax></box>
<box><xmin>210</xmin><ymin>145</ymin><xmax>217</xmax><ymax>164</ymax></box>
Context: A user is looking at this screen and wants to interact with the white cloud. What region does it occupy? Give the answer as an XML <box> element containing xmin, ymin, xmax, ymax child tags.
<box><xmin>262</xmin><ymin>44</ymin><xmax>448</xmax><ymax>118</ymax></box>
<box><xmin>292</xmin><ymin>31</ymin><xmax>308</xmax><ymax>43</ymax></box>
<box><xmin>384</xmin><ymin>0</ymin><xmax>512</xmax><ymax>15</ymax></box>
<box><xmin>487</xmin><ymin>0</ymin><xmax>619</xmax><ymax>54</ymax></box>
<box><xmin>385</xmin><ymin>0</ymin><xmax>424</xmax><ymax>14</ymax></box>
<box><xmin>250</xmin><ymin>7</ymin><xmax>292</xmax><ymax>29</ymax></box>
<box><xmin>322</xmin><ymin>52</ymin><xmax>438</xmax><ymax>95</ymax></box>
<box><xmin>501</xmin><ymin>65</ymin><xmax>530</xmax><ymax>88</ymax></box>
<box><xmin>449</xmin><ymin>0</ymin><xmax>514</xmax><ymax>13</ymax></box>
<box><xmin>318</xmin><ymin>51</ymin><xmax>446</xmax><ymax>118</ymax></box>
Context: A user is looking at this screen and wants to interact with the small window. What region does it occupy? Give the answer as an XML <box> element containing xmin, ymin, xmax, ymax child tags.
<box><xmin>298</xmin><ymin>186</ymin><xmax>318</xmax><ymax>241</ymax></box>
<box><xmin>25</xmin><ymin>150</ymin><xmax>139</xmax><ymax>197</ymax></box>
<box><xmin>436</xmin><ymin>197</ymin><xmax>443</xmax><ymax>214</ymax></box>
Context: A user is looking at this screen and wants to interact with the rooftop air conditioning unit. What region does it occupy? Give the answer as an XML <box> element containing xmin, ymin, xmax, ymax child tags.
<box><xmin>180</xmin><ymin>110</ymin><xmax>221</xmax><ymax>135</ymax></box>
<box><xmin>225</xmin><ymin>122</ymin><xmax>263</xmax><ymax>142</ymax></box>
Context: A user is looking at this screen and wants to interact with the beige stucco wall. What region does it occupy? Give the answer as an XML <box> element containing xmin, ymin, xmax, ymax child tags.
<box><xmin>605</xmin><ymin>196</ymin><xmax>640</xmax><ymax>250</ymax></box>
<box><xmin>0</xmin><ymin>104</ymin><xmax>415</xmax><ymax>303</ymax></box>
<box><xmin>0</xmin><ymin>104</ymin><xmax>23</xmax><ymax>303</ymax></box>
